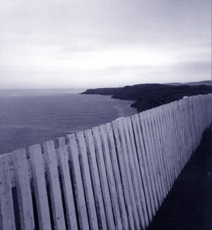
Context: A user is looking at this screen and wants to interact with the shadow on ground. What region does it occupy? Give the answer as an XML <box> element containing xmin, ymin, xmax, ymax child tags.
<box><xmin>147</xmin><ymin>127</ymin><xmax>212</xmax><ymax>230</ymax></box>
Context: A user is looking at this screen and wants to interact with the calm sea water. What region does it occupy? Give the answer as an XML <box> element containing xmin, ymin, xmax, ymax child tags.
<box><xmin>0</xmin><ymin>89</ymin><xmax>136</xmax><ymax>154</ymax></box>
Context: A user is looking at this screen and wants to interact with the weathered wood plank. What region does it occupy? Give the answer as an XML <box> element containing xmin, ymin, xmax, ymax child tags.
<box><xmin>170</xmin><ymin>103</ymin><xmax>183</xmax><ymax>177</ymax></box>
<box><xmin>166</xmin><ymin>106</ymin><xmax>178</xmax><ymax>180</ymax></box>
<box><xmin>12</xmin><ymin>148</ymin><xmax>35</xmax><ymax>230</ymax></box>
<box><xmin>181</xmin><ymin>100</ymin><xmax>191</xmax><ymax>163</ymax></box>
<box><xmin>184</xmin><ymin>98</ymin><xmax>194</xmax><ymax>156</ymax></box>
<box><xmin>163</xmin><ymin>105</ymin><xmax>176</xmax><ymax>187</ymax></box>
<box><xmin>191</xmin><ymin>97</ymin><xmax>199</xmax><ymax>149</ymax></box>
<box><xmin>171</xmin><ymin>102</ymin><xmax>184</xmax><ymax>174</ymax></box>
<box><xmin>99</xmin><ymin>124</ymin><xmax>123</xmax><ymax>230</ymax></box>
<box><xmin>150</xmin><ymin>109</ymin><xmax>165</xmax><ymax>202</ymax></box>
<box><xmin>92</xmin><ymin>126</ymin><xmax>116</xmax><ymax>230</ymax></box>
<box><xmin>43</xmin><ymin>140</ymin><xmax>66</xmax><ymax>230</ymax></box>
<box><xmin>165</xmin><ymin>105</ymin><xmax>177</xmax><ymax>185</ymax></box>
<box><xmin>131</xmin><ymin>114</ymin><xmax>154</xmax><ymax>223</ymax></box>
<box><xmin>114</xmin><ymin>118</ymin><xmax>140</xmax><ymax>230</ymax></box>
<box><xmin>29</xmin><ymin>144</ymin><xmax>52</xmax><ymax>230</ymax></box>
<box><xmin>149</xmin><ymin>109</ymin><xmax>167</xmax><ymax>202</ymax></box>
<box><xmin>84</xmin><ymin>129</ymin><xmax>108</xmax><ymax>230</ymax></box>
<box><xmin>67</xmin><ymin>133</ymin><xmax>90</xmax><ymax>230</ymax></box>
<box><xmin>164</xmin><ymin>106</ymin><xmax>176</xmax><ymax>184</ymax></box>
<box><xmin>167</xmin><ymin>104</ymin><xmax>180</xmax><ymax>178</ymax></box>
<box><xmin>124</xmin><ymin>117</ymin><xmax>148</xmax><ymax>229</ymax></box>
<box><xmin>105</xmin><ymin>123</ymin><xmax>129</xmax><ymax>230</ymax></box>
<box><xmin>188</xmin><ymin>96</ymin><xmax>196</xmax><ymax>150</ymax></box>
<box><xmin>156</xmin><ymin>106</ymin><xmax>172</xmax><ymax>193</ymax></box>
<box><xmin>126</xmin><ymin>116</ymin><xmax>149</xmax><ymax>229</ymax></box>
<box><xmin>146</xmin><ymin>110</ymin><xmax>164</xmax><ymax>205</ymax></box>
<box><xmin>0</xmin><ymin>155</ymin><xmax>16</xmax><ymax>230</ymax></box>
<box><xmin>178</xmin><ymin>100</ymin><xmax>188</xmax><ymax>166</ymax></box>
<box><xmin>172</xmin><ymin>104</ymin><xmax>181</xmax><ymax>175</ymax></box>
<box><xmin>75</xmin><ymin>131</ymin><xmax>99</xmax><ymax>230</ymax></box>
<box><xmin>175</xmin><ymin>101</ymin><xmax>185</xmax><ymax>171</ymax></box>
<box><xmin>56</xmin><ymin>137</ymin><xmax>78</xmax><ymax>230</ymax></box>
<box><xmin>153</xmin><ymin>107</ymin><xmax>170</xmax><ymax>197</ymax></box>
<box><xmin>112</xmin><ymin>120</ymin><xmax>135</xmax><ymax>230</ymax></box>
<box><xmin>139</xmin><ymin>112</ymin><xmax>160</xmax><ymax>213</ymax></box>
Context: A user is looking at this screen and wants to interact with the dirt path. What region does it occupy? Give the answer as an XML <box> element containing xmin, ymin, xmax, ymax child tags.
<box><xmin>147</xmin><ymin>127</ymin><xmax>212</xmax><ymax>230</ymax></box>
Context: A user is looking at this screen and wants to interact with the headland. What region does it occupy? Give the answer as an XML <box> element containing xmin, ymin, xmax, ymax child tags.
<box><xmin>82</xmin><ymin>81</ymin><xmax>211</xmax><ymax>113</ymax></box>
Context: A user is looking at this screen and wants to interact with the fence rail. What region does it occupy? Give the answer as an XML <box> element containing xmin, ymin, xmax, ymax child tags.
<box><xmin>0</xmin><ymin>94</ymin><xmax>211</xmax><ymax>230</ymax></box>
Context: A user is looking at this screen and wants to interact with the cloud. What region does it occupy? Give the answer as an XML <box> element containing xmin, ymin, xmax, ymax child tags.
<box><xmin>0</xmin><ymin>0</ymin><xmax>211</xmax><ymax>88</ymax></box>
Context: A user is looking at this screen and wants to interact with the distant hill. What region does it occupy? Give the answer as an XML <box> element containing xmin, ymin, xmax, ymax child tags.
<box><xmin>82</xmin><ymin>82</ymin><xmax>211</xmax><ymax>113</ymax></box>
<box><xmin>81</xmin><ymin>87</ymin><xmax>121</xmax><ymax>95</ymax></box>
<box><xmin>167</xmin><ymin>80</ymin><xmax>211</xmax><ymax>86</ymax></box>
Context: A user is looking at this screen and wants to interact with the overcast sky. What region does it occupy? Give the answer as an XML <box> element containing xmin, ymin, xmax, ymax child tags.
<box><xmin>0</xmin><ymin>0</ymin><xmax>211</xmax><ymax>89</ymax></box>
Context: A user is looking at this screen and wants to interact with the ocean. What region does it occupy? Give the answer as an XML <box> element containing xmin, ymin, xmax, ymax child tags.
<box><xmin>0</xmin><ymin>89</ymin><xmax>137</xmax><ymax>155</ymax></box>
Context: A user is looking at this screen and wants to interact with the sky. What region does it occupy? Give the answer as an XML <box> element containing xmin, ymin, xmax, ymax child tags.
<box><xmin>0</xmin><ymin>0</ymin><xmax>211</xmax><ymax>89</ymax></box>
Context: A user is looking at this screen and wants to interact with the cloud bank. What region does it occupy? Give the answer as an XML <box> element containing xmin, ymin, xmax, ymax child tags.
<box><xmin>0</xmin><ymin>0</ymin><xmax>211</xmax><ymax>88</ymax></box>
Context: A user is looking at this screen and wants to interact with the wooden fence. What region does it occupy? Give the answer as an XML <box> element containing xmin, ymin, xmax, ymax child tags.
<box><xmin>0</xmin><ymin>94</ymin><xmax>211</xmax><ymax>230</ymax></box>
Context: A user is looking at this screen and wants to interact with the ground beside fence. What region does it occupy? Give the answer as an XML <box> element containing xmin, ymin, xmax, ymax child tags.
<box><xmin>147</xmin><ymin>127</ymin><xmax>212</xmax><ymax>230</ymax></box>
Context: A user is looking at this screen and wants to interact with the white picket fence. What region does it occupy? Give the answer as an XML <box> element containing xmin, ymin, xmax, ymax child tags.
<box><xmin>0</xmin><ymin>94</ymin><xmax>211</xmax><ymax>230</ymax></box>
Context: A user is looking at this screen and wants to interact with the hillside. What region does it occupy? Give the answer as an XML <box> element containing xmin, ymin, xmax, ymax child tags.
<box><xmin>167</xmin><ymin>80</ymin><xmax>212</xmax><ymax>86</ymax></box>
<box><xmin>81</xmin><ymin>83</ymin><xmax>212</xmax><ymax>113</ymax></box>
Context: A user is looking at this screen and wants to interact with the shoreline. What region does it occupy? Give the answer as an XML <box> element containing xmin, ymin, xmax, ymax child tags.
<box><xmin>81</xmin><ymin>82</ymin><xmax>211</xmax><ymax>113</ymax></box>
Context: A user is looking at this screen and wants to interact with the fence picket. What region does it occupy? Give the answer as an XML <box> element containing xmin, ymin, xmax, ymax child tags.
<box><xmin>146</xmin><ymin>110</ymin><xmax>164</xmax><ymax>205</ymax></box>
<box><xmin>178</xmin><ymin>100</ymin><xmax>189</xmax><ymax>166</ymax></box>
<box><xmin>0</xmin><ymin>155</ymin><xmax>16</xmax><ymax>230</ymax></box>
<box><xmin>112</xmin><ymin>120</ymin><xmax>135</xmax><ymax>230</ymax></box>
<box><xmin>131</xmin><ymin>114</ymin><xmax>154</xmax><ymax>222</ymax></box>
<box><xmin>84</xmin><ymin>129</ymin><xmax>108</xmax><ymax>230</ymax></box>
<box><xmin>163</xmin><ymin>106</ymin><xmax>175</xmax><ymax>186</ymax></box>
<box><xmin>115</xmin><ymin>118</ymin><xmax>140</xmax><ymax>230</ymax></box>
<box><xmin>175</xmin><ymin>101</ymin><xmax>185</xmax><ymax>171</ymax></box>
<box><xmin>12</xmin><ymin>148</ymin><xmax>35</xmax><ymax>230</ymax></box>
<box><xmin>56</xmin><ymin>137</ymin><xmax>78</xmax><ymax>230</ymax></box>
<box><xmin>154</xmin><ymin>107</ymin><xmax>170</xmax><ymax>197</ymax></box>
<box><xmin>171</xmin><ymin>103</ymin><xmax>184</xmax><ymax>177</ymax></box>
<box><xmin>171</xmin><ymin>102</ymin><xmax>183</xmax><ymax>174</ymax></box>
<box><xmin>139</xmin><ymin>112</ymin><xmax>160</xmax><ymax>212</ymax></box>
<box><xmin>166</xmin><ymin>106</ymin><xmax>178</xmax><ymax>180</ymax></box>
<box><xmin>75</xmin><ymin>131</ymin><xmax>99</xmax><ymax>230</ymax></box>
<box><xmin>99</xmin><ymin>124</ymin><xmax>123</xmax><ymax>230</ymax></box>
<box><xmin>66</xmin><ymin>133</ymin><xmax>90</xmax><ymax>230</ymax></box>
<box><xmin>149</xmin><ymin>109</ymin><xmax>167</xmax><ymax>201</ymax></box>
<box><xmin>156</xmin><ymin>106</ymin><xmax>172</xmax><ymax>193</ymax></box>
<box><xmin>105</xmin><ymin>123</ymin><xmax>129</xmax><ymax>230</ymax></box>
<box><xmin>92</xmin><ymin>126</ymin><xmax>116</xmax><ymax>230</ymax></box>
<box><xmin>148</xmin><ymin>109</ymin><xmax>164</xmax><ymax>204</ymax></box>
<box><xmin>43</xmin><ymin>140</ymin><xmax>66</xmax><ymax>230</ymax></box>
<box><xmin>29</xmin><ymin>144</ymin><xmax>52</xmax><ymax>230</ymax></box>
<box><xmin>125</xmin><ymin>117</ymin><xmax>149</xmax><ymax>229</ymax></box>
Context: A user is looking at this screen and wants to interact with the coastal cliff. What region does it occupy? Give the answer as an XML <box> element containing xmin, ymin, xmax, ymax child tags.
<box><xmin>82</xmin><ymin>82</ymin><xmax>212</xmax><ymax>113</ymax></box>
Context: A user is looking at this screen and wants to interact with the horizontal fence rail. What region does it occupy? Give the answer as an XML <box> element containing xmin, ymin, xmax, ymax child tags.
<box><xmin>0</xmin><ymin>94</ymin><xmax>211</xmax><ymax>230</ymax></box>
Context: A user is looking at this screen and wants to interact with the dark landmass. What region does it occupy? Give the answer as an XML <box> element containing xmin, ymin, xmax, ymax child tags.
<box><xmin>81</xmin><ymin>82</ymin><xmax>212</xmax><ymax>113</ymax></box>
<box><xmin>147</xmin><ymin>127</ymin><xmax>212</xmax><ymax>230</ymax></box>
<box><xmin>166</xmin><ymin>80</ymin><xmax>212</xmax><ymax>86</ymax></box>
<box><xmin>81</xmin><ymin>87</ymin><xmax>122</xmax><ymax>95</ymax></box>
